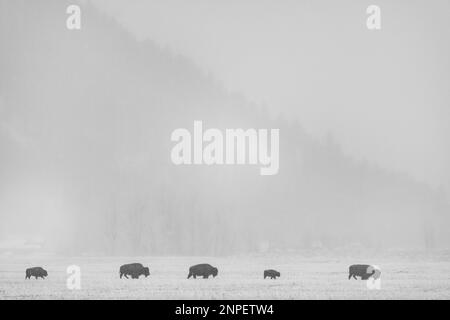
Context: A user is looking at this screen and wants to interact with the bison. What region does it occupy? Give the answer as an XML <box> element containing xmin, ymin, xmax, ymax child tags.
<box><xmin>264</xmin><ymin>269</ymin><xmax>281</xmax><ymax>279</ymax></box>
<box><xmin>187</xmin><ymin>264</ymin><xmax>218</xmax><ymax>279</ymax></box>
<box><xmin>119</xmin><ymin>263</ymin><xmax>150</xmax><ymax>279</ymax></box>
<box><xmin>25</xmin><ymin>267</ymin><xmax>48</xmax><ymax>280</ymax></box>
<box><xmin>348</xmin><ymin>264</ymin><xmax>381</xmax><ymax>280</ymax></box>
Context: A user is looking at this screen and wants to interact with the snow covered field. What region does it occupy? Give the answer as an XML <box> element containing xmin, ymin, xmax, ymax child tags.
<box><xmin>1</xmin><ymin>252</ymin><xmax>450</xmax><ymax>300</ymax></box>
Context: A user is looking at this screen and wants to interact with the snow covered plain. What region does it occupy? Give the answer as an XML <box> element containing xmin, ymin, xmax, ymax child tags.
<box><xmin>1</xmin><ymin>252</ymin><xmax>450</xmax><ymax>299</ymax></box>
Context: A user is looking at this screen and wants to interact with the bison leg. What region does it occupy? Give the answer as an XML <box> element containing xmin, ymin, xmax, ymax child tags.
<box><xmin>124</xmin><ymin>274</ymin><xmax>129</xmax><ymax>279</ymax></box>
<box><xmin>203</xmin><ymin>275</ymin><xmax>208</xmax><ymax>279</ymax></box>
<box><xmin>353</xmin><ymin>274</ymin><xmax>357</xmax><ymax>280</ymax></box>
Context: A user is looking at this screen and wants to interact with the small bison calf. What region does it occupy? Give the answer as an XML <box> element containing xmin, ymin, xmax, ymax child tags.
<box><xmin>120</xmin><ymin>263</ymin><xmax>150</xmax><ymax>279</ymax></box>
<box><xmin>25</xmin><ymin>267</ymin><xmax>48</xmax><ymax>280</ymax></box>
<box><xmin>348</xmin><ymin>264</ymin><xmax>381</xmax><ymax>280</ymax></box>
<box><xmin>264</xmin><ymin>269</ymin><xmax>281</xmax><ymax>279</ymax></box>
<box><xmin>187</xmin><ymin>264</ymin><xmax>218</xmax><ymax>279</ymax></box>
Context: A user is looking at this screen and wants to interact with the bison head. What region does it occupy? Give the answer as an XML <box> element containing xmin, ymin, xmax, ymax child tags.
<box><xmin>43</xmin><ymin>270</ymin><xmax>48</xmax><ymax>277</ymax></box>
<box><xmin>212</xmin><ymin>267</ymin><xmax>218</xmax><ymax>277</ymax></box>
<box><xmin>366</xmin><ymin>265</ymin><xmax>381</xmax><ymax>280</ymax></box>
<box><xmin>143</xmin><ymin>267</ymin><xmax>150</xmax><ymax>277</ymax></box>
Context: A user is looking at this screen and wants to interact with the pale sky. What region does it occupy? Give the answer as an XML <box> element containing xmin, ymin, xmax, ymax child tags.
<box><xmin>92</xmin><ymin>0</ymin><xmax>450</xmax><ymax>192</ymax></box>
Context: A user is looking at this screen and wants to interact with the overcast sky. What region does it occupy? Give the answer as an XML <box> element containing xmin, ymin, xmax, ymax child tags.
<box><xmin>92</xmin><ymin>0</ymin><xmax>450</xmax><ymax>192</ymax></box>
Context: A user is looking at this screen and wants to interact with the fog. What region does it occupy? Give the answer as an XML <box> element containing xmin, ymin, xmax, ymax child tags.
<box><xmin>93</xmin><ymin>0</ymin><xmax>450</xmax><ymax>190</ymax></box>
<box><xmin>0</xmin><ymin>0</ymin><xmax>449</xmax><ymax>256</ymax></box>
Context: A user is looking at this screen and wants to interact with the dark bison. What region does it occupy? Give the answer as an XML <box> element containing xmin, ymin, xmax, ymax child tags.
<box><xmin>348</xmin><ymin>264</ymin><xmax>381</xmax><ymax>280</ymax></box>
<box><xmin>264</xmin><ymin>269</ymin><xmax>281</xmax><ymax>279</ymax></box>
<box><xmin>119</xmin><ymin>263</ymin><xmax>150</xmax><ymax>279</ymax></box>
<box><xmin>187</xmin><ymin>264</ymin><xmax>218</xmax><ymax>279</ymax></box>
<box><xmin>25</xmin><ymin>267</ymin><xmax>48</xmax><ymax>280</ymax></box>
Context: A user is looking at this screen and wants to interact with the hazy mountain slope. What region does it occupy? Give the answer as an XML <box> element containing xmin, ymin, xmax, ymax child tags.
<box><xmin>0</xmin><ymin>0</ymin><xmax>448</xmax><ymax>255</ymax></box>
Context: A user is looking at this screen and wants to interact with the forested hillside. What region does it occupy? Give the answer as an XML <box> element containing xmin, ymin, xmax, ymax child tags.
<box><xmin>0</xmin><ymin>0</ymin><xmax>448</xmax><ymax>255</ymax></box>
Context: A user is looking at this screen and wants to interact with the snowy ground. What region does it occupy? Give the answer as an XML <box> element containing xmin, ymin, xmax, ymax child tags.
<box><xmin>1</xmin><ymin>251</ymin><xmax>450</xmax><ymax>299</ymax></box>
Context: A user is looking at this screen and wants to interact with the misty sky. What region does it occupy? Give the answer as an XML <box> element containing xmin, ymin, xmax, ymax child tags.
<box><xmin>1</xmin><ymin>0</ymin><xmax>449</xmax><ymax>252</ymax></box>
<box><xmin>92</xmin><ymin>0</ymin><xmax>450</xmax><ymax>192</ymax></box>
